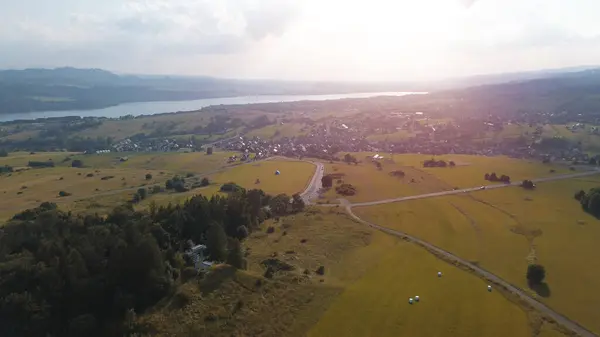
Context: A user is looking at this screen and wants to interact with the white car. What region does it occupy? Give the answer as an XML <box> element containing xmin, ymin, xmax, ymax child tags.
<box><xmin>480</xmin><ymin>186</ymin><xmax>486</xmax><ymax>190</ymax></box>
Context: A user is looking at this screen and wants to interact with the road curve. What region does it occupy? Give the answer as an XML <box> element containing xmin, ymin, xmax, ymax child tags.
<box><xmin>297</xmin><ymin>164</ymin><xmax>600</xmax><ymax>337</ymax></box>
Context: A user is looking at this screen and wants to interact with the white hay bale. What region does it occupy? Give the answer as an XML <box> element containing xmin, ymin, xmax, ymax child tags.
<box><xmin>408</xmin><ymin>297</ymin><xmax>414</xmax><ymax>304</ymax></box>
<box><xmin>414</xmin><ymin>295</ymin><xmax>420</xmax><ymax>302</ymax></box>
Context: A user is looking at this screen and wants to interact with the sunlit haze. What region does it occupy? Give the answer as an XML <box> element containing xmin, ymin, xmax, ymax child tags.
<box><xmin>1</xmin><ymin>0</ymin><xmax>600</xmax><ymax>81</ymax></box>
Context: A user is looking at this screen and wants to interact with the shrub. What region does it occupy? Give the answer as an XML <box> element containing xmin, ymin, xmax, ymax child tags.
<box><xmin>200</xmin><ymin>177</ymin><xmax>210</xmax><ymax>187</ymax></box>
<box><xmin>58</xmin><ymin>191</ymin><xmax>72</xmax><ymax>197</ymax></box>
<box><xmin>28</xmin><ymin>161</ymin><xmax>54</xmax><ymax>168</ymax></box>
<box><xmin>220</xmin><ymin>182</ymin><xmax>243</xmax><ymax>193</ymax></box>
<box><xmin>100</xmin><ymin>176</ymin><xmax>114</xmax><ymax>180</ymax></box>
<box><xmin>521</xmin><ymin>180</ymin><xmax>535</xmax><ymax>189</ymax></box>
<box><xmin>266</xmin><ymin>226</ymin><xmax>275</xmax><ymax>234</ymax></box>
<box><xmin>71</xmin><ymin>159</ymin><xmax>84</xmax><ymax>168</ymax></box>
<box><xmin>526</xmin><ymin>264</ymin><xmax>546</xmax><ymax>285</ymax></box>
<box><xmin>86</xmin><ymin>173</ymin><xmax>94</xmax><ymax>177</ymax></box>
<box><xmin>186</xmin><ymin>172</ymin><xmax>195</xmax><ymax>178</ymax></box>
<box><xmin>236</xmin><ymin>225</ymin><xmax>249</xmax><ymax>240</ymax></box>
<box><xmin>0</xmin><ymin>165</ymin><xmax>13</xmax><ymax>174</ymax></box>
<box><xmin>389</xmin><ymin>170</ymin><xmax>405</xmax><ymax>178</ymax></box>
<box><xmin>145</xmin><ymin>173</ymin><xmax>152</xmax><ymax>180</ymax></box>
<box><xmin>0</xmin><ymin>148</ymin><xmax>8</xmax><ymax>157</ymax></box>
<box><xmin>137</xmin><ymin>188</ymin><xmax>147</xmax><ymax>200</ymax></box>
<box><xmin>152</xmin><ymin>185</ymin><xmax>161</xmax><ymax>194</ymax></box>
<box><xmin>335</xmin><ymin>183</ymin><xmax>357</xmax><ymax>196</ymax></box>
<box><xmin>321</xmin><ymin>175</ymin><xmax>333</xmax><ymax>188</ymax></box>
<box><xmin>574</xmin><ymin>190</ymin><xmax>586</xmax><ymax>201</ymax></box>
<box><xmin>316</xmin><ymin>266</ymin><xmax>325</xmax><ymax>275</ymax></box>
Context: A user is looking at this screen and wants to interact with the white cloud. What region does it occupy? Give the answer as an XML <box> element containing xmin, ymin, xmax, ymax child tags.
<box><xmin>1</xmin><ymin>0</ymin><xmax>600</xmax><ymax>80</ymax></box>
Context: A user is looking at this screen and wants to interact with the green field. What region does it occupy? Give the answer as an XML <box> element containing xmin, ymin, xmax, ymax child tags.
<box><xmin>309</xmin><ymin>240</ymin><xmax>532</xmax><ymax>337</ymax></box>
<box><xmin>245</xmin><ymin>122</ymin><xmax>308</xmax><ymax>139</ymax></box>
<box><xmin>353</xmin><ymin>175</ymin><xmax>600</xmax><ymax>334</ymax></box>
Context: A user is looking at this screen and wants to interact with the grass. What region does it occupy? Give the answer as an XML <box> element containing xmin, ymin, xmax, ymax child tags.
<box><xmin>353</xmin><ymin>175</ymin><xmax>600</xmax><ymax>335</ymax></box>
<box><xmin>135</xmin><ymin>211</ymin><xmax>396</xmax><ymax>337</ymax></box>
<box><xmin>134</xmin><ymin>159</ymin><xmax>316</xmax><ymax>211</ymax></box>
<box><xmin>321</xmin><ymin>161</ymin><xmax>450</xmax><ymax>203</ymax></box>
<box><xmin>0</xmin><ymin>166</ymin><xmax>167</xmax><ymax>222</ymax></box>
<box><xmin>366</xmin><ymin>129</ymin><xmax>415</xmax><ymax>142</ymax></box>
<box><xmin>0</xmin><ymin>151</ymin><xmax>78</xmax><ymax>167</ymax></box>
<box><xmin>66</xmin><ymin>151</ymin><xmax>239</xmax><ymax>173</ymax></box>
<box><xmin>308</xmin><ymin>239</ymin><xmax>533</xmax><ymax>337</ymax></box>
<box><xmin>245</xmin><ymin>122</ymin><xmax>307</xmax><ymax>139</ymax></box>
<box><xmin>210</xmin><ymin>160</ymin><xmax>315</xmax><ymax>196</ymax></box>
<box><xmin>319</xmin><ymin>153</ymin><xmax>568</xmax><ymax>203</ymax></box>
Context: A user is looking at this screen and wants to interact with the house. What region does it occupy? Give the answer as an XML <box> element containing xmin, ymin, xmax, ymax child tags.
<box><xmin>185</xmin><ymin>244</ymin><xmax>210</xmax><ymax>271</ymax></box>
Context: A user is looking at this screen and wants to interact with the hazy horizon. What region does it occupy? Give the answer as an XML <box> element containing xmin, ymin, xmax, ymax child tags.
<box><xmin>2</xmin><ymin>0</ymin><xmax>600</xmax><ymax>82</ymax></box>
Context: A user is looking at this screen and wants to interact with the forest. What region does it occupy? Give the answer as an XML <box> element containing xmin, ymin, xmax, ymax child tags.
<box><xmin>0</xmin><ymin>189</ymin><xmax>304</xmax><ymax>337</ymax></box>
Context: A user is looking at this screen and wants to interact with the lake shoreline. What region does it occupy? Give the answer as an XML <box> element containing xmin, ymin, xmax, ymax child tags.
<box><xmin>0</xmin><ymin>92</ymin><xmax>426</xmax><ymax>123</ymax></box>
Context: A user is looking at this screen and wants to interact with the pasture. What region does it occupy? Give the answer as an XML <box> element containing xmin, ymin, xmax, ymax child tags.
<box><xmin>308</xmin><ymin>239</ymin><xmax>533</xmax><ymax>337</ymax></box>
<box><xmin>353</xmin><ymin>175</ymin><xmax>600</xmax><ymax>334</ymax></box>
<box><xmin>135</xmin><ymin>211</ymin><xmax>398</xmax><ymax>337</ymax></box>
<box><xmin>245</xmin><ymin>122</ymin><xmax>307</xmax><ymax>139</ymax></box>
<box><xmin>319</xmin><ymin>153</ymin><xmax>569</xmax><ymax>203</ymax></box>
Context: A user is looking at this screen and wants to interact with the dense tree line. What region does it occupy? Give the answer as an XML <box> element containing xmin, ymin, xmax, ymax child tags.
<box><xmin>0</xmin><ymin>187</ymin><xmax>297</xmax><ymax>337</ymax></box>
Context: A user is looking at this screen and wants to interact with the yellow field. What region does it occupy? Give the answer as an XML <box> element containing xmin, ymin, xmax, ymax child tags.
<box><xmin>0</xmin><ymin>166</ymin><xmax>166</xmax><ymax>220</ymax></box>
<box><xmin>309</xmin><ymin>240</ymin><xmax>532</xmax><ymax>337</ymax></box>
<box><xmin>321</xmin><ymin>161</ymin><xmax>450</xmax><ymax>203</ymax></box>
<box><xmin>353</xmin><ymin>175</ymin><xmax>600</xmax><ymax>334</ymax></box>
<box><xmin>320</xmin><ymin>154</ymin><xmax>568</xmax><ymax>203</ymax></box>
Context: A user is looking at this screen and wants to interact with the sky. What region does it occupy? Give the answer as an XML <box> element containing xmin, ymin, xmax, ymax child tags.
<box><xmin>1</xmin><ymin>0</ymin><xmax>600</xmax><ymax>81</ymax></box>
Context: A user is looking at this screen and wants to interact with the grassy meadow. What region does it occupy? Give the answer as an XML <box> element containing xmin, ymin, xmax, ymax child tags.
<box><xmin>319</xmin><ymin>153</ymin><xmax>569</xmax><ymax>203</ymax></box>
<box><xmin>308</xmin><ymin>239</ymin><xmax>533</xmax><ymax>337</ymax></box>
<box><xmin>353</xmin><ymin>175</ymin><xmax>600</xmax><ymax>334</ymax></box>
<box><xmin>245</xmin><ymin>122</ymin><xmax>308</xmax><ymax>139</ymax></box>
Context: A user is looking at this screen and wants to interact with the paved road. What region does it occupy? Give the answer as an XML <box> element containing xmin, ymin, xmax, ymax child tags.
<box><xmin>299</xmin><ymin>161</ymin><xmax>324</xmax><ymax>204</ymax></box>
<box><xmin>297</xmin><ymin>164</ymin><xmax>600</xmax><ymax>337</ymax></box>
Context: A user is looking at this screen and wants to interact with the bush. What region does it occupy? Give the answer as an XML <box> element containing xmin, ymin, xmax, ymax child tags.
<box><xmin>0</xmin><ymin>165</ymin><xmax>13</xmax><ymax>174</ymax></box>
<box><xmin>335</xmin><ymin>183</ymin><xmax>357</xmax><ymax>196</ymax></box>
<box><xmin>100</xmin><ymin>175</ymin><xmax>114</xmax><ymax>180</ymax></box>
<box><xmin>145</xmin><ymin>173</ymin><xmax>152</xmax><ymax>180</ymax></box>
<box><xmin>152</xmin><ymin>185</ymin><xmax>162</xmax><ymax>194</ymax></box>
<box><xmin>521</xmin><ymin>180</ymin><xmax>535</xmax><ymax>189</ymax></box>
<box><xmin>574</xmin><ymin>190</ymin><xmax>586</xmax><ymax>201</ymax></box>
<box><xmin>389</xmin><ymin>170</ymin><xmax>405</xmax><ymax>178</ymax></box>
<box><xmin>236</xmin><ymin>225</ymin><xmax>249</xmax><ymax>240</ymax></box>
<box><xmin>266</xmin><ymin>226</ymin><xmax>275</xmax><ymax>234</ymax></box>
<box><xmin>321</xmin><ymin>175</ymin><xmax>333</xmax><ymax>188</ymax></box>
<box><xmin>200</xmin><ymin>177</ymin><xmax>210</xmax><ymax>187</ymax></box>
<box><xmin>58</xmin><ymin>191</ymin><xmax>72</xmax><ymax>197</ymax></box>
<box><xmin>220</xmin><ymin>182</ymin><xmax>243</xmax><ymax>193</ymax></box>
<box><xmin>86</xmin><ymin>173</ymin><xmax>94</xmax><ymax>177</ymax></box>
<box><xmin>526</xmin><ymin>264</ymin><xmax>546</xmax><ymax>285</ymax></box>
<box><xmin>186</xmin><ymin>172</ymin><xmax>195</xmax><ymax>178</ymax></box>
<box><xmin>0</xmin><ymin>148</ymin><xmax>8</xmax><ymax>157</ymax></box>
<box><xmin>316</xmin><ymin>266</ymin><xmax>325</xmax><ymax>275</ymax></box>
<box><xmin>137</xmin><ymin>188</ymin><xmax>147</xmax><ymax>200</ymax></box>
<box><xmin>71</xmin><ymin>159</ymin><xmax>84</xmax><ymax>168</ymax></box>
<box><xmin>28</xmin><ymin>161</ymin><xmax>55</xmax><ymax>168</ymax></box>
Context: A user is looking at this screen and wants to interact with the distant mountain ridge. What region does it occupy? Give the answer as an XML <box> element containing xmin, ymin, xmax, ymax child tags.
<box><xmin>0</xmin><ymin>67</ymin><xmax>422</xmax><ymax>114</ymax></box>
<box><xmin>1</xmin><ymin>65</ymin><xmax>599</xmax><ymax>115</ymax></box>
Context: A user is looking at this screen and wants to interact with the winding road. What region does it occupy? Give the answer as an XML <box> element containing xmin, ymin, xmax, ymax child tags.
<box><xmin>300</xmin><ymin>163</ymin><xmax>600</xmax><ymax>337</ymax></box>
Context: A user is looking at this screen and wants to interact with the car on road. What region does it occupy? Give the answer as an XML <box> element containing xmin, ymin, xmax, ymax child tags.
<box><xmin>480</xmin><ymin>186</ymin><xmax>486</xmax><ymax>190</ymax></box>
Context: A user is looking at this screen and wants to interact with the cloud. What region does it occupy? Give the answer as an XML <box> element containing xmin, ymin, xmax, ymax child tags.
<box><xmin>0</xmin><ymin>0</ymin><xmax>300</xmax><ymax>69</ymax></box>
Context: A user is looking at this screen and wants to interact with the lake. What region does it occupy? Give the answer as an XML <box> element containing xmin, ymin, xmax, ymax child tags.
<box><xmin>0</xmin><ymin>91</ymin><xmax>425</xmax><ymax>122</ymax></box>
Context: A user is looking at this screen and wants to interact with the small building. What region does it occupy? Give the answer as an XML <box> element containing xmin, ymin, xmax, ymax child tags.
<box><xmin>185</xmin><ymin>244</ymin><xmax>208</xmax><ymax>271</ymax></box>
